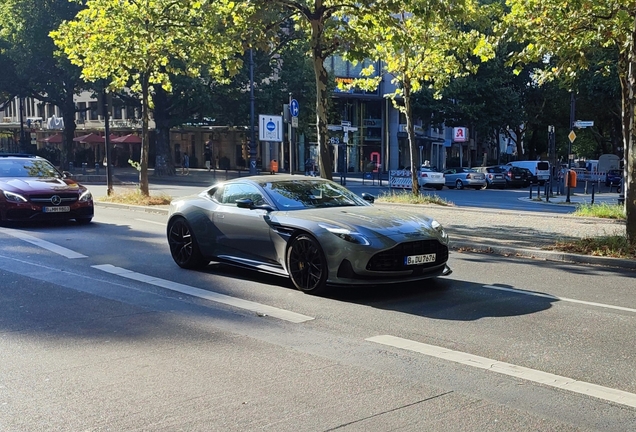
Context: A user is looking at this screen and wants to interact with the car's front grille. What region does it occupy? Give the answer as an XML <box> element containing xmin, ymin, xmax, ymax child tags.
<box><xmin>29</xmin><ymin>193</ymin><xmax>78</xmax><ymax>204</ymax></box>
<box><xmin>367</xmin><ymin>240</ymin><xmax>448</xmax><ymax>271</ymax></box>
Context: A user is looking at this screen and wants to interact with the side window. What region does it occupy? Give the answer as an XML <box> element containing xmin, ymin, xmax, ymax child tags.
<box><xmin>208</xmin><ymin>186</ymin><xmax>223</xmax><ymax>203</ymax></box>
<box><xmin>221</xmin><ymin>183</ymin><xmax>265</xmax><ymax>206</ymax></box>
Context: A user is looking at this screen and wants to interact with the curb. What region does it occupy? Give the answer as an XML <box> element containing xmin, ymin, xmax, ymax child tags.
<box><xmin>450</xmin><ymin>240</ymin><xmax>636</xmax><ymax>271</ymax></box>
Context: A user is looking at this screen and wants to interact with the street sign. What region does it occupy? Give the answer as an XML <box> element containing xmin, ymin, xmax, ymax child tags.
<box><xmin>574</xmin><ymin>120</ymin><xmax>594</xmax><ymax>128</ymax></box>
<box><xmin>568</xmin><ymin>130</ymin><xmax>576</xmax><ymax>143</ymax></box>
<box><xmin>291</xmin><ymin>117</ymin><xmax>298</xmax><ymax>128</ymax></box>
<box><xmin>258</xmin><ymin>115</ymin><xmax>283</xmax><ymax>142</ymax></box>
<box><xmin>341</xmin><ymin>120</ymin><xmax>351</xmax><ymax>127</ymax></box>
<box><xmin>290</xmin><ymin>99</ymin><xmax>299</xmax><ymax>117</ymax></box>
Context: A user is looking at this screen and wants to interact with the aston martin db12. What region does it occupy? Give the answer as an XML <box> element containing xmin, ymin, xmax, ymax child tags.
<box><xmin>167</xmin><ymin>175</ymin><xmax>451</xmax><ymax>294</ymax></box>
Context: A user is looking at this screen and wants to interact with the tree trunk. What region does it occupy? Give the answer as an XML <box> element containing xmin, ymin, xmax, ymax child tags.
<box><xmin>626</xmin><ymin>19</ymin><xmax>636</xmax><ymax>245</ymax></box>
<box><xmin>139</xmin><ymin>76</ymin><xmax>150</xmax><ymax>196</ymax></box>
<box><xmin>403</xmin><ymin>82</ymin><xmax>419</xmax><ymax>196</ymax></box>
<box><xmin>153</xmin><ymin>86</ymin><xmax>176</xmax><ymax>175</ymax></box>
<box><xmin>310</xmin><ymin>18</ymin><xmax>333</xmax><ymax>180</ymax></box>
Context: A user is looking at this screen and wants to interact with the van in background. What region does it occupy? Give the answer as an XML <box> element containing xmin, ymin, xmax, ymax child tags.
<box><xmin>506</xmin><ymin>160</ymin><xmax>551</xmax><ymax>185</ymax></box>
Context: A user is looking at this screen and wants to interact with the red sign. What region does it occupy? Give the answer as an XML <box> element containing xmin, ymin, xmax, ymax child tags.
<box><xmin>453</xmin><ymin>127</ymin><xmax>468</xmax><ymax>142</ymax></box>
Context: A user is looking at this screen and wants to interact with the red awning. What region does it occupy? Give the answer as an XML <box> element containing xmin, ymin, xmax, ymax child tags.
<box><xmin>111</xmin><ymin>134</ymin><xmax>142</xmax><ymax>144</ymax></box>
<box><xmin>42</xmin><ymin>134</ymin><xmax>63</xmax><ymax>143</ymax></box>
<box><xmin>73</xmin><ymin>133</ymin><xmax>104</xmax><ymax>143</ymax></box>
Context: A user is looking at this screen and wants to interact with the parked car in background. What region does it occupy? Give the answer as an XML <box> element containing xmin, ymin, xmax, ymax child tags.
<box><xmin>443</xmin><ymin>167</ymin><xmax>486</xmax><ymax>190</ymax></box>
<box><xmin>499</xmin><ymin>165</ymin><xmax>530</xmax><ymax>188</ymax></box>
<box><xmin>417</xmin><ymin>166</ymin><xmax>445</xmax><ymax>190</ymax></box>
<box><xmin>605</xmin><ymin>169</ymin><xmax>623</xmax><ymax>187</ymax></box>
<box><xmin>474</xmin><ymin>166</ymin><xmax>507</xmax><ymax>189</ymax></box>
<box><xmin>0</xmin><ymin>153</ymin><xmax>94</xmax><ymax>224</ymax></box>
<box><xmin>518</xmin><ymin>167</ymin><xmax>536</xmax><ymax>186</ymax></box>
<box><xmin>506</xmin><ymin>160</ymin><xmax>551</xmax><ymax>185</ymax></box>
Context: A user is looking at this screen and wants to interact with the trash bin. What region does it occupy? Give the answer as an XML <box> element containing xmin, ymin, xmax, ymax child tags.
<box><xmin>270</xmin><ymin>159</ymin><xmax>278</xmax><ymax>173</ymax></box>
<box><xmin>566</xmin><ymin>169</ymin><xmax>577</xmax><ymax>188</ymax></box>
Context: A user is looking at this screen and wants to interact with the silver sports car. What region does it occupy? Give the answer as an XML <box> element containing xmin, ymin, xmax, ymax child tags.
<box><xmin>167</xmin><ymin>175</ymin><xmax>451</xmax><ymax>294</ymax></box>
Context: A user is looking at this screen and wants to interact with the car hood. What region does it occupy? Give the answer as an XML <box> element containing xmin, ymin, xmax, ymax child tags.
<box><xmin>0</xmin><ymin>177</ymin><xmax>84</xmax><ymax>193</ymax></box>
<box><xmin>276</xmin><ymin>205</ymin><xmax>445</xmax><ymax>242</ymax></box>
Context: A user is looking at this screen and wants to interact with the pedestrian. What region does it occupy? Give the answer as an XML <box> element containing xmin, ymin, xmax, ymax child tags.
<box><xmin>182</xmin><ymin>152</ymin><xmax>190</xmax><ymax>175</ymax></box>
<box><xmin>305</xmin><ymin>158</ymin><xmax>312</xmax><ymax>176</ymax></box>
<box><xmin>204</xmin><ymin>141</ymin><xmax>212</xmax><ymax>172</ymax></box>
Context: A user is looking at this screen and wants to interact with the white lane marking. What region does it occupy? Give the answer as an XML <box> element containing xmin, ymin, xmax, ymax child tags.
<box><xmin>134</xmin><ymin>219</ymin><xmax>165</xmax><ymax>226</ymax></box>
<box><xmin>367</xmin><ymin>335</ymin><xmax>636</xmax><ymax>409</ymax></box>
<box><xmin>0</xmin><ymin>228</ymin><xmax>87</xmax><ymax>259</ymax></box>
<box><xmin>92</xmin><ymin>264</ymin><xmax>314</xmax><ymax>323</ymax></box>
<box><xmin>483</xmin><ymin>285</ymin><xmax>636</xmax><ymax>314</ymax></box>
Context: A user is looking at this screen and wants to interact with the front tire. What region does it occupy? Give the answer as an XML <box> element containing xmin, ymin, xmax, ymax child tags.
<box><xmin>168</xmin><ymin>217</ymin><xmax>207</xmax><ymax>269</ymax></box>
<box><xmin>286</xmin><ymin>234</ymin><xmax>328</xmax><ymax>294</ymax></box>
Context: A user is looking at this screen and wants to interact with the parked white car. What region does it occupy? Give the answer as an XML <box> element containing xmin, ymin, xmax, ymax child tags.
<box><xmin>417</xmin><ymin>166</ymin><xmax>445</xmax><ymax>190</ymax></box>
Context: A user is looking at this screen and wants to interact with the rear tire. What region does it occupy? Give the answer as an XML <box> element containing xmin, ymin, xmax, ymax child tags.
<box><xmin>168</xmin><ymin>217</ymin><xmax>208</xmax><ymax>269</ymax></box>
<box><xmin>75</xmin><ymin>217</ymin><xmax>92</xmax><ymax>225</ymax></box>
<box><xmin>286</xmin><ymin>234</ymin><xmax>328</xmax><ymax>295</ymax></box>
<box><xmin>435</xmin><ymin>185</ymin><xmax>443</xmax><ymax>191</ymax></box>
<box><xmin>455</xmin><ymin>180</ymin><xmax>464</xmax><ymax>190</ymax></box>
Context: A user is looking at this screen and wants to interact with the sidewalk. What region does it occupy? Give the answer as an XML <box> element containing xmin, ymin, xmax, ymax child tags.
<box><xmin>93</xmin><ymin>169</ymin><xmax>634</xmax><ymax>271</ymax></box>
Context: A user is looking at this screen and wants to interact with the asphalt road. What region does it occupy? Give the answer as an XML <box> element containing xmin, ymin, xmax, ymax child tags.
<box><xmin>1</xmin><ymin>207</ymin><xmax>635</xmax><ymax>430</ymax></box>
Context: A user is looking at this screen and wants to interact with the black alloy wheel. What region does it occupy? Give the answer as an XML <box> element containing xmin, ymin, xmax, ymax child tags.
<box><xmin>286</xmin><ymin>234</ymin><xmax>328</xmax><ymax>294</ymax></box>
<box><xmin>168</xmin><ymin>217</ymin><xmax>207</xmax><ymax>269</ymax></box>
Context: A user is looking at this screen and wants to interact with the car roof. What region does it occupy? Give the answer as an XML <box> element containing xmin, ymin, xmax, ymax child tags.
<box><xmin>0</xmin><ymin>153</ymin><xmax>43</xmax><ymax>160</ymax></box>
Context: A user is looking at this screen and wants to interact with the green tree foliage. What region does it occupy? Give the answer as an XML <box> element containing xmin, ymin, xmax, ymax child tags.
<box><xmin>502</xmin><ymin>0</ymin><xmax>636</xmax><ymax>244</ymax></box>
<box><xmin>0</xmin><ymin>0</ymin><xmax>85</xmax><ymax>168</ymax></box>
<box><xmin>248</xmin><ymin>0</ymin><xmax>407</xmax><ymax>180</ymax></box>
<box><xmin>51</xmin><ymin>0</ymin><xmax>246</xmax><ymax>195</ymax></box>
<box><xmin>345</xmin><ymin>2</ymin><xmax>493</xmax><ymax>194</ymax></box>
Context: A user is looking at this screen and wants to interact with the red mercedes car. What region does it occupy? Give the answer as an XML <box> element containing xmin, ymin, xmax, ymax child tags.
<box><xmin>0</xmin><ymin>154</ymin><xmax>94</xmax><ymax>224</ymax></box>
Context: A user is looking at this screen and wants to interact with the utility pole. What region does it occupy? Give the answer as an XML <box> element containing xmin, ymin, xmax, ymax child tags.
<box><xmin>566</xmin><ymin>93</ymin><xmax>575</xmax><ymax>203</ymax></box>
<box><xmin>101</xmin><ymin>89</ymin><xmax>114</xmax><ymax>196</ymax></box>
<box><xmin>249</xmin><ymin>49</ymin><xmax>257</xmax><ymax>175</ymax></box>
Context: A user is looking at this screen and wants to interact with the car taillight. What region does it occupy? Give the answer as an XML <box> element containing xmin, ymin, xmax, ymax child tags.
<box><xmin>466</xmin><ymin>173</ymin><xmax>471</xmax><ymax>179</ymax></box>
<box><xmin>488</xmin><ymin>174</ymin><xmax>493</xmax><ymax>179</ymax></box>
<box><xmin>507</xmin><ymin>172</ymin><xmax>512</xmax><ymax>177</ymax></box>
<box><xmin>420</xmin><ymin>173</ymin><xmax>428</xmax><ymax>177</ymax></box>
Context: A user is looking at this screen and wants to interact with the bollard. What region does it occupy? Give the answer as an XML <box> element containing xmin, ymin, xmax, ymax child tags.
<box><xmin>591</xmin><ymin>183</ymin><xmax>595</xmax><ymax>205</ymax></box>
<box><xmin>545</xmin><ymin>182</ymin><xmax>550</xmax><ymax>202</ymax></box>
<box><xmin>94</xmin><ymin>163</ymin><xmax>100</xmax><ymax>175</ymax></box>
<box><xmin>82</xmin><ymin>162</ymin><xmax>87</xmax><ymax>175</ymax></box>
<box><xmin>529</xmin><ymin>184</ymin><xmax>533</xmax><ymax>199</ymax></box>
<box><xmin>584</xmin><ymin>180</ymin><xmax>588</xmax><ymax>194</ymax></box>
<box><xmin>69</xmin><ymin>162</ymin><xmax>74</xmax><ymax>172</ymax></box>
<box><xmin>537</xmin><ymin>183</ymin><xmax>541</xmax><ymax>199</ymax></box>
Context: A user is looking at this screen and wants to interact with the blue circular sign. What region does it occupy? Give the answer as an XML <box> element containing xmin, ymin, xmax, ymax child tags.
<box><xmin>290</xmin><ymin>99</ymin><xmax>299</xmax><ymax>117</ymax></box>
<box><xmin>266</xmin><ymin>121</ymin><xmax>276</xmax><ymax>131</ymax></box>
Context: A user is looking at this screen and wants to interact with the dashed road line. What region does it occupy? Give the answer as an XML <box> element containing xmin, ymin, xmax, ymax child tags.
<box><xmin>367</xmin><ymin>335</ymin><xmax>636</xmax><ymax>409</ymax></box>
<box><xmin>92</xmin><ymin>264</ymin><xmax>314</xmax><ymax>323</ymax></box>
<box><xmin>483</xmin><ymin>284</ymin><xmax>636</xmax><ymax>314</ymax></box>
<box><xmin>0</xmin><ymin>228</ymin><xmax>87</xmax><ymax>259</ymax></box>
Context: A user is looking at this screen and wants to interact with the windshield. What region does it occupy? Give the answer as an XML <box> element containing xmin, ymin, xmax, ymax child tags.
<box><xmin>260</xmin><ymin>179</ymin><xmax>369</xmax><ymax>210</ymax></box>
<box><xmin>0</xmin><ymin>159</ymin><xmax>61</xmax><ymax>178</ymax></box>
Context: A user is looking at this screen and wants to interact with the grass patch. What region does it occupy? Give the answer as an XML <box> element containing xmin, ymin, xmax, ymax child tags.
<box><xmin>376</xmin><ymin>190</ymin><xmax>454</xmax><ymax>206</ymax></box>
<box><xmin>97</xmin><ymin>188</ymin><xmax>172</xmax><ymax>206</ymax></box>
<box><xmin>573</xmin><ymin>203</ymin><xmax>626</xmax><ymax>220</ymax></box>
<box><xmin>549</xmin><ymin>235</ymin><xmax>636</xmax><ymax>259</ymax></box>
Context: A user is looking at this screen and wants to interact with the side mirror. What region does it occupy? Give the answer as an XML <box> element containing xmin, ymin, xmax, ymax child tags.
<box><xmin>62</xmin><ymin>171</ymin><xmax>72</xmax><ymax>179</ymax></box>
<box><xmin>361</xmin><ymin>193</ymin><xmax>375</xmax><ymax>203</ymax></box>
<box><xmin>236</xmin><ymin>198</ymin><xmax>274</xmax><ymax>212</ymax></box>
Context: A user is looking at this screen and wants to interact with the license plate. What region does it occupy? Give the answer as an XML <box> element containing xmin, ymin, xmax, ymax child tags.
<box><xmin>405</xmin><ymin>253</ymin><xmax>436</xmax><ymax>265</ymax></box>
<box><xmin>43</xmin><ymin>206</ymin><xmax>70</xmax><ymax>213</ymax></box>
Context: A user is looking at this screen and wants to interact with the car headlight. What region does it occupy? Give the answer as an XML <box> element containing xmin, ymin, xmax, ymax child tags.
<box><xmin>79</xmin><ymin>190</ymin><xmax>93</xmax><ymax>202</ymax></box>
<box><xmin>319</xmin><ymin>224</ymin><xmax>370</xmax><ymax>245</ymax></box>
<box><xmin>3</xmin><ymin>190</ymin><xmax>27</xmax><ymax>203</ymax></box>
<box><xmin>431</xmin><ymin>219</ymin><xmax>448</xmax><ymax>243</ymax></box>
